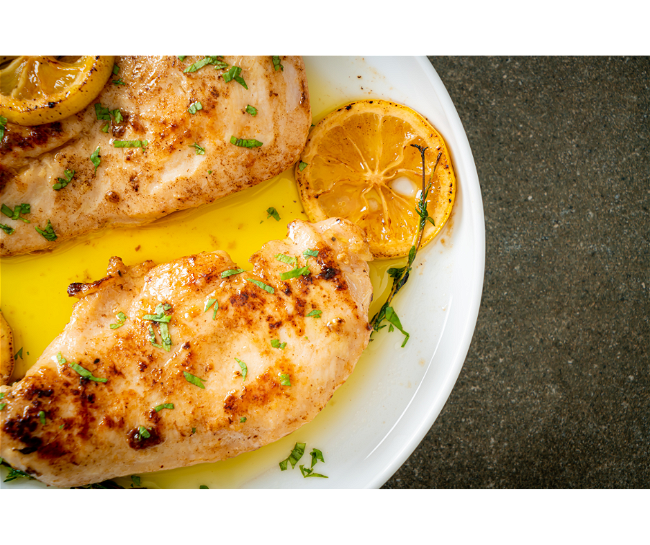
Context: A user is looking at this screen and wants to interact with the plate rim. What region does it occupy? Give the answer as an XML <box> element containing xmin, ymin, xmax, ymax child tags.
<box><xmin>364</xmin><ymin>56</ymin><xmax>486</xmax><ymax>489</ymax></box>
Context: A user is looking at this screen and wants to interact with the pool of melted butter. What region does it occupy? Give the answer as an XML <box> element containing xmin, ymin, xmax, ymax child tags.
<box><xmin>0</xmin><ymin>163</ymin><xmax>405</xmax><ymax>489</ymax></box>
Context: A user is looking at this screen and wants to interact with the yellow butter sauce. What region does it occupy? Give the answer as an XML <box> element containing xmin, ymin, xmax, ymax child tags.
<box><xmin>0</xmin><ymin>63</ymin><xmax>407</xmax><ymax>488</ymax></box>
<box><xmin>0</xmin><ymin>169</ymin><xmax>404</xmax><ymax>489</ymax></box>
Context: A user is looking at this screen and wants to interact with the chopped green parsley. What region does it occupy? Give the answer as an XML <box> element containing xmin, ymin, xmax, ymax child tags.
<box><xmin>230</xmin><ymin>136</ymin><xmax>263</xmax><ymax>148</ymax></box>
<box><xmin>184</xmin><ymin>56</ymin><xmax>226</xmax><ymax>73</ymax></box>
<box><xmin>0</xmin><ymin>224</ymin><xmax>14</xmax><ymax>235</ymax></box>
<box><xmin>306</xmin><ymin>310</ymin><xmax>322</xmax><ymax>318</ymax></box>
<box><xmin>90</xmin><ymin>146</ymin><xmax>101</xmax><ymax>171</ymax></box>
<box><xmin>188</xmin><ymin>101</ymin><xmax>203</xmax><ymax>114</ymax></box>
<box><xmin>223</xmin><ymin>66</ymin><xmax>248</xmax><ymax>89</ymax></box>
<box><xmin>184</xmin><ymin>371</ymin><xmax>206</xmax><ymax>389</ymax></box>
<box><xmin>279</xmin><ymin>442</ymin><xmax>305</xmax><ymax>471</ymax></box>
<box><xmin>112</xmin><ymin>78</ymin><xmax>125</xmax><ymax>85</ymax></box>
<box><xmin>1</xmin><ymin>203</ymin><xmax>30</xmax><ymax>223</ymax></box>
<box><xmin>95</xmin><ymin>103</ymin><xmax>111</xmax><ymax>121</ymax></box>
<box><xmin>113</xmin><ymin>140</ymin><xmax>148</xmax><ymax>148</ymax></box>
<box><xmin>131</xmin><ymin>475</ymin><xmax>141</xmax><ymax>487</ymax></box>
<box><xmin>53</xmin><ymin>169</ymin><xmax>75</xmax><ymax>190</ymax></box>
<box><xmin>303</xmin><ymin>249</ymin><xmax>319</xmax><ymax>259</ymax></box>
<box><xmin>245</xmin><ymin>105</ymin><xmax>257</xmax><ymax>116</ymax></box>
<box><xmin>279</xmin><ymin>373</ymin><xmax>291</xmax><ymax>386</ymax></box>
<box><xmin>271</xmin><ymin>339</ymin><xmax>286</xmax><ymax>350</ymax></box>
<box><xmin>138</xmin><ymin>426</ymin><xmax>151</xmax><ymax>439</ymax></box>
<box><xmin>279</xmin><ymin>266</ymin><xmax>310</xmax><ymax>281</ymax></box>
<box><xmin>310</xmin><ymin>448</ymin><xmax>325</xmax><ymax>468</ymax></box>
<box><xmin>148</xmin><ymin>325</ymin><xmax>162</xmax><ymax>349</ymax></box>
<box><xmin>275</xmin><ymin>254</ymin><xmax>297</xmax><ymax>266</ymax></box>
<box><xmin>235</xmin><ymin>358</ymin><xmax>248</xmax><ymax>381</ymax></box>
<box><xmin>200</xmin><ymin>485</ymin><xmax>209</xmax><ymax>489</ymax></box>
<box><xmin>240</xmin><ymin>417</ymin><xmax>247</xmax><ymax>423</ymax></box>
<box><xmin>0</xmin><ymin>115</ymin><xmax>7</xmax><ymax>140</ymax></box>
<box><xmin>299</xmin><ymin>465</ymin><xmax>328</xmax><ymax>478</ymax></box>
<box><xmin>246</xmin><ymin>278</ymin><xmax>274</xmax><ymax>294</ymax></box>
<box><xmin>112</xmin><ymin>65</ymin><xmax>120</xmax><ymax>75</ymax></box>
<box><xmin>266</xmin><ymin>207</ymin><xmax>280</xmax><ymax>221</ymax></box>
<box><xmin>35</xmin><ymin>220</ymin><xmax>57</xmax><ymax>241</ymax></box>
<box><xmin>299</xmin><ymin>161</ymin><xmax>308</xmax><ymax>172</ymax></box>
<box><xmin>39</xmin><ymin>411</ymin><xmax>46</xmax><ymax>425</ymax></box>
<box><xmin>110</xmin><ymin>311</ymin><xmax>127</xmax><ymax>329</ymax></box>
<box><xmin>154</xmin><ymin>403</ymin><xmax>174</xmax><ymax>412</ymax></box>
<box><xmin>55</xmin><ymin>352</ymin><xmax>66</xmax><ymax>365</ymax></box>
<box><xmin>178</xmin><ymin>56</ymin><xmax>187</xmax><ymax>61</ymax></box>
<box><xmin>0</xmin><ymin>404</ymin><xmax>5</xmax><ymax>411</ymax></box>
<box><xmin>203</xmin><ymin>297</ymin><xmax>218</xmax><ymax>320</ymax></box>
<box><xmin>221</xmin><ymin>268</ymin><xmax>245</xmax><ymax>278</ymax></box>
<box><xmin>70</xmin><ymin>362</ymin><xmax>107</xmax><ymax>383</ymax></box>
<box><xmin>272</xmin><ymin>56</ymin><xmax>283</xmax><ymax>72</ymax></box>
<box><xmin>143</xmin><ymin>303</ymin><xmax>172</xmax><ymax>351</ymax></box>
<box><xmin>190</xmin><ymin>142</ymin><xmax>205</xmax><ymax>155</ymax></box>
<box><xmin>14</xmin><ymin>347</ymin><xmax>23</xmax><ymax>360</ymax></box>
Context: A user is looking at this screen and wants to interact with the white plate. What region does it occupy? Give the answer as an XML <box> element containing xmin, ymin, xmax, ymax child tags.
<box><xmin>1</xmin><ymin>56</ymin><xmax>484</xmax><ymax>489</ymax></box>
<box><xmin>246</xmin><ymin>56</ymin><xmax>485</xmax><ymax>488</ymax></box>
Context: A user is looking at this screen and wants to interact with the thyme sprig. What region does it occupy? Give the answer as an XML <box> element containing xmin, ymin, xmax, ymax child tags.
<box><xmin>369</xmin><ymin>144</ymin><xmax>442</xmax><ymax>346</ymax></box>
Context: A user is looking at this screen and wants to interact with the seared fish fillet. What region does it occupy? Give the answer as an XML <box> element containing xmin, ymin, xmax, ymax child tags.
<box><xmin>0</xmin><ymin>56</ymin><xmax>310</xmax><ymax>256</ymax></box>
<box><xmin>0</xmin><ymin>219</ymin><xmax>372</xmax><ymax>487</ymax></box>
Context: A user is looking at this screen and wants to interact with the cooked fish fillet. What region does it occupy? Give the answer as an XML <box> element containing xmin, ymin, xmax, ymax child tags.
<box><xmin>0</xmin><ymin>218</ymin><xmax>372</xmax><ymax>487</ymax></box>
<box><xmin>0</xmin><ymin>56</ymin><xmax>310</xmax><ymax>257</ymax></box>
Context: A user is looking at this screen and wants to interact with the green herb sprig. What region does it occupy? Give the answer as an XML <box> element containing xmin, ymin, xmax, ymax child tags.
<box><xmin>236</xmin><ymin>358</ymin><xmax>248</xmax><ymax>381</ymax></box>
<box><xmin>53</xmin><ymin>169</ymin><xmax>75</xmax><ymax>191</ymax></box>
<box><xmin>266</xmin><ymin>207</ymin><xmax>280</xmax><ymax>221</ymax></box>
<box><xmin>110</xmin><ymin>311</ymin><xmax>127</xmax><ymax>329</ymax></box>
<box><xmin>70</xmin><ymin>362</ymin><xmax>107</xmax><ymax>383</ymax></box>
<box><xmin>113</xmin><ymin>140</ymin><xmax>148</xmax><ymax>148</ymax></box>
<box><xmin>143</xmin><ymin>303</ymin><xmax>172</xmax><ymax>351</ymax></box>
<box><xmin>188</xmin><ymin>101</ymin><xmax>203</xmax><ymax>114</ymax></box>
<box><xmin>1</xmin><ymin>203</ymin><xmax>30</xmax><ymax>223</ymax></box>
<box><xmin>184</xmin><ymin>56</ymin><xmax>227</xmax><ymax>73</ymax></box>
<box><xmin>369</xmin><ymin>145</ymin><xmax>442</xmax><ymax>347</ymax></box>
<box><xmin>279</xmin><ymin>442</ymin><xmax>305</xmax><ymax>471</ymax></box>
<box><xmin>230</xmin><ymin>136</ymin><xmax>262</xmax><ymax>148</ymax></box>
<box><xmin>272</xmin><ymin>56</ymin><xmax>283</xmax><ymax>72</ymax></box>
<box><xmin>223</xmin><ymin>66</ymin><xmax>248</xmax><ymax>89</ymax></box>
<box><xmin>1</xmin><ymin>458</ymin><xmax>32</xmax><ymax>483</ymax></box>
<box><xmin>35</xmin><ymin>220</ymin><xmax>57</xmax><ymax>241</ymax></box>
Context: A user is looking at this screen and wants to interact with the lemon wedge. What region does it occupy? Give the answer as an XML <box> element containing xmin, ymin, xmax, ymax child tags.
<box><xmin>0</xmin><ymin>56</ymin><xmax>114</xmax><ymax>126</ymax></box>
<box><xmin>295</xmin><ymin>99</ymin><xmax>456</xmax><ymax>259</ymax></box>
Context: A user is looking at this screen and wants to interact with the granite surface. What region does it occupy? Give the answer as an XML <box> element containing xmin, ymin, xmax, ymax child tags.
<box><xmin>383</xmin><ymin>57</ymin><xmax>649</xmax><ymax>488</ymax></box>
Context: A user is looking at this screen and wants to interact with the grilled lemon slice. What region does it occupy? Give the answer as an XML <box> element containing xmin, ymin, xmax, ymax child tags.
<box><xmin>0</xmin><ymin>56</ymin><xmax>114</xmax><ymax>126</ymax></box>
<box><xmin>295</xmin><ymin>99</ymin><xmax>456</xmax><ymax>259</ymax></box>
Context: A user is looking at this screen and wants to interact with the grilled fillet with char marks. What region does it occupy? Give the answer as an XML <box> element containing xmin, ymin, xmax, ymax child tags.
<box><xmin>0</xmin><ymin>55</ymin><xmax>310</xmax><ymax>256</ymax></box>
<box><xmin>0</xmin><ymin>218</ymin><xmax>372</xmax><ymax>487</ymax></box>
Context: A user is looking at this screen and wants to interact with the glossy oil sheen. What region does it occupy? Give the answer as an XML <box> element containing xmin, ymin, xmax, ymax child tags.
<box><xmin>0</xmin><ymin>71</ymin><xmax>403</xmax><ymax>486</ymax></box>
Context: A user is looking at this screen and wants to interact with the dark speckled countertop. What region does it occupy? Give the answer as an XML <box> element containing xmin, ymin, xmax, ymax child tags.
<box><xmin>383</xmin><ymin>57</ymin><xmax>649</xmax><ymax>488</ymax></box>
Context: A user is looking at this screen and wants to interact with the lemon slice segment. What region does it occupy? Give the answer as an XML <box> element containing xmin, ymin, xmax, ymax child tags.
<box><xmin>0</xmin><ymin>56</ymin><xmax>114</xmax><ymax>126</ymax></box>
<box><xmin>295</xmin><ymin>99</ymin><xmax>456</xmax><ymax>259</ymax></box>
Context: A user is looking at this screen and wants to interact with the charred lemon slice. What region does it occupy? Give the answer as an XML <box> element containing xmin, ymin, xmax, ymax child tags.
<box><xmin>0</xmin><ymin>56</ymin><xmax>114</xmax><ymax>126</ymax></box>
<box><xmin>295</xmin><ymin>99</ymin><xmax>456</xmax><ymax>259</ymax></box>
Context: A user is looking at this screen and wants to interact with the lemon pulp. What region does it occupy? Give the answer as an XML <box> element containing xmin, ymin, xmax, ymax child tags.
<box><xmin>296</xmin><ymin>99</ymin><xmax>456</xmax><ymax>259</ymax></box>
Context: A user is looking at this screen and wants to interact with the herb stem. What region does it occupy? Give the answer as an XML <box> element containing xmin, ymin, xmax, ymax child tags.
<box><xmin>368</xmin><ymin>145</ymin><xmax>442</xmax><ymax>333</ymax></box>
